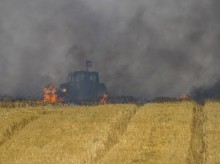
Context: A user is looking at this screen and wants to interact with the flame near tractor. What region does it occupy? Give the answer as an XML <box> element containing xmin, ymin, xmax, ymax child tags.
<box><xmin>43</xmin><ymin>85</ymin><xmax>64</xmax><ymax>103</ymax></box>
<box><xmin>43</xmin><ymin>85</ymin><xmax>57</xmax><ymax>103</ymax></box>
<box><xmin>43</xmin><ymin>61</ymin><xmax>107</xmax><ymax>104</ymax></box>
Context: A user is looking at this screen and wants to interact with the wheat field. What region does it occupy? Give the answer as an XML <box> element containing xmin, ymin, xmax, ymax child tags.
<box><xmin>0</xmin><ymin>101</ymin><xmax>219</xmax><ymax>163</ymax></box>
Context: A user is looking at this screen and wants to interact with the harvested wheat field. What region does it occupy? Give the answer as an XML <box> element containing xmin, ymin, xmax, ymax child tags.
<box><xmin>0</xmin><ymin>107</ymin><xmax>50</xmax><ymax>146</ymax></box>
<box><xmin>205</xmin><ymin>101</ymin><xmax>220</xmax><ymax>163</ymax></box>
<box><xmin>100</xmin><ymin>102</ymin><xmax>195</xmax><ymax>163</ymax></box>
<box><xmin>0</xmin><ymin>105</ymin><xmax>137</xmax><ymax>163</ymax></box>
<box><xmin>0</xmin><ymin>101</ymin><xmax>219</xmax><ymax>163</ymax></box>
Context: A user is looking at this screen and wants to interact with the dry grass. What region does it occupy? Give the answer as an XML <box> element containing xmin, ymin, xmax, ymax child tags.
<box><xmin>100</xmin><ymin>102</ymin><xmax>194</xmax><ymax>164</ymax></box>
<box><xmin>0</xmin><ymin>107</ymin><xmax>48</xmax><ymax>146</ymax></box>
<box><xmin>204</xmin><ymin>101</ymin><xmax>220</xmax><ymax>163</ymax></box>
<box><xmin>0</xmin><ymin>101</ymin><xmax>220</xmax><ymax>163</ymax></box>
<box><xmin>0</xmin><ymin>104</ymin><xmax>137</xmax><ymax>163</ymax></box>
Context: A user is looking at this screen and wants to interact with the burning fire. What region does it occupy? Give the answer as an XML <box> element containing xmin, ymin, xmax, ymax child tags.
<box><xmin>43</xmin><ymin>85</ymin><xmax>58</xmax><ymax>103</ymax></box>
<box><xmin>179</xmin><ymin>94</ymin><xmax>190</xmax><ymax>101</ymax></box>
<box><xmin>101</xmin><ymin>93</ymin><xmax>108</xmax><ymax>105</ymax></box>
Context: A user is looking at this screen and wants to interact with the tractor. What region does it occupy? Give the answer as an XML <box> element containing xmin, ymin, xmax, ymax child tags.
<box><xmin>58</xmin><ymin>61</ymin><xmax>107</xmax><ymax>103</ymax></box>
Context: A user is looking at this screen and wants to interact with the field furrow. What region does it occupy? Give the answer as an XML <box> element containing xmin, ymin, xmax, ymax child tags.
<box><xmin>93</xmin><ymin>105</ymin><xmax>138</xmax><ymax>162</ymax></box>
<box><xmin>0</xmin><ymin>108</ymin><xmax>50</xmax><ymax>146</ymax></box>
<box><xmin>99</xmin><ymin>102</ymin><xmax>194</xmax><ymax>163</ymax></box>
<box><xmin>205</xmin><ymin>101</ymin><xmax>220</xmax><ymax>163</ymax></box>
<box><xmin>187</xmin><ymin>105</ymin><xmax>206</xmax><ymax>164</ymax></box>
<box><xmin>1</xmin><ymin>101</ymin><xmax>220</xmax><ymax>163</ymax></box>
<box><xmin>0</xmin><ymin>105</ymin><xmax>137</xmax><ymax>164</ymax></box>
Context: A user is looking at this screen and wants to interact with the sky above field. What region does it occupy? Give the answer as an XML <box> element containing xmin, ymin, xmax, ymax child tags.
<box><xmin>0</xmin><ymin>0</ymin><xmax>220</xmax><ymax>98</ymax></box>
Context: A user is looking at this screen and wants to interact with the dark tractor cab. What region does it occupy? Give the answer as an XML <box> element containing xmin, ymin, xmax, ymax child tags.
<box><xmin>58</xmin><ymin>61</ymin><xmax>107</xmax><ymax>103</ymax></box>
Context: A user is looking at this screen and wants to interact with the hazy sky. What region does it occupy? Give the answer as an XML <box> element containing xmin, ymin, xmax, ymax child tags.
<box><xmin>0</xmin><ymin>0</ymin><xmax>220</xmax><ymax>98</ymax></box>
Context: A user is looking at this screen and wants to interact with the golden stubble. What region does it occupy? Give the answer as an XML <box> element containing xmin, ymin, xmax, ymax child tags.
<box><xmin>0</xmin><ymin>101</ymin><xmax>219</xmax><ymax>163</ymax></box>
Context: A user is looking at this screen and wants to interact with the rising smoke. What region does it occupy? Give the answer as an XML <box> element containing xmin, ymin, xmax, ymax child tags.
<box><xmin>0</xmin><ymin>0</ymin><xmax>220</xmax><ymax>99</ymax></box>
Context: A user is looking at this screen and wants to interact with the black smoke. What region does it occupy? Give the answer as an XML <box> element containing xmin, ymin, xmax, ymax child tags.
<box><xmin>0</xmin><ymin>0</ymin><xmax>220</xmax><ymax>99</ymax></box>
<box><xmin>190</xmin><ymin>79</ymin><xmax>220</xmax><ymax>102</ymax></box>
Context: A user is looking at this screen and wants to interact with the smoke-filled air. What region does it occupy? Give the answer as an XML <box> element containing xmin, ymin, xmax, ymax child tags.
<box><xmin>0</xmin><ymin>0</ymin><xmax>220</xmax><ymax>99</ymax></box>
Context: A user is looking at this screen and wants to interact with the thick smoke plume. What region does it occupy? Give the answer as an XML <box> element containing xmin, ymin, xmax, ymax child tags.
<box><xmin>0</xmin><ymin>0</ymin><xmax>220</xmax><ymax>99</ymax></box>
<box><xmin>190</xmin><ymin>79</ymin><xmax>220</xmax><ymax>102</ymax></box>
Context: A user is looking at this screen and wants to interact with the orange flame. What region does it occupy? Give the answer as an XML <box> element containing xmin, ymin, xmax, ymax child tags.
<box><xmin>179</xmin><ymin>94</ymin><xmax>189</xmax><ymax>101</ymax></box>
<box><xmin>101</xmin><ymin>93</ymin><xmax>108</xmax><ymax>105</ymax></box>
<box><xmin>43</xmin><ymin>85</ymin><xmax>57</xmax><ymax>103</ymax></box>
